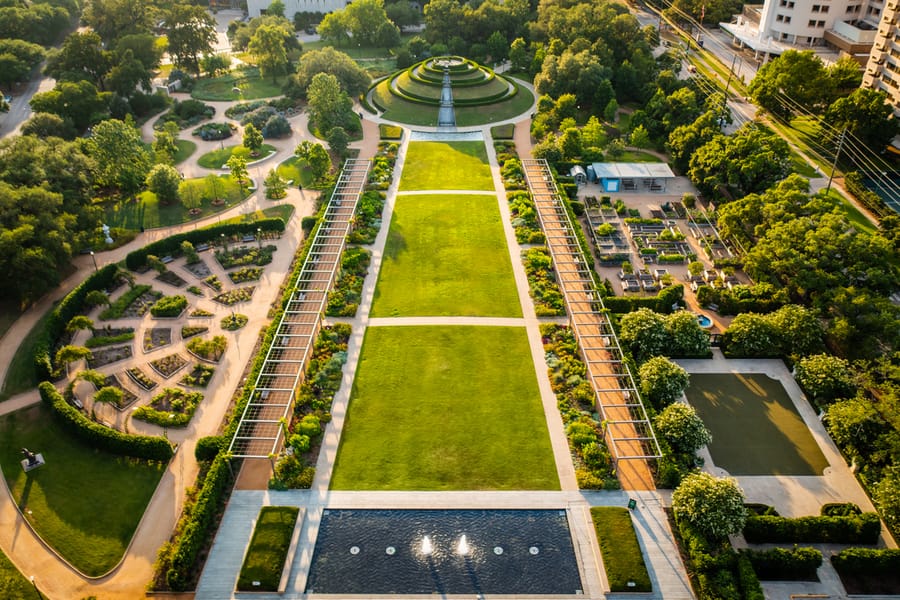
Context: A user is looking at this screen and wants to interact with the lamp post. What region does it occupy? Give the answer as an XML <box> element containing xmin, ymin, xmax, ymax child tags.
<box><xmin>257</xmin><ymin>227</ymin><xmax>262</xmax><ymax>250</ymax></box>
<box><xmin>89</xmin><ymin>251</ymin><xmax>98</xmax><ymax>272</ymax></box>
<box><xmin>220</xmin><ymin>232</ymin><xmax>228</xmax><ymax>252</ymax></box>
<box><xmin>30</xmin><ymin>576</ymin><xmax>43</xmax><ymax>599</ymax></box>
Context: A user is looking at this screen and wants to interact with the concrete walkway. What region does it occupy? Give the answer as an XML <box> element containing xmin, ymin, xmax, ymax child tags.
<box><xmin>198</xmin><ymin>122</ymin><xmax>695</xmax><ymax>599</ymax></box>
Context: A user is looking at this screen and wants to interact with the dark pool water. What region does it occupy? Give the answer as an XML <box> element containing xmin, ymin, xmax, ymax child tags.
<box><xmin>305</xmin><ymin>509</ymin><xmax>583</xmax><ymax>595</ymax></box>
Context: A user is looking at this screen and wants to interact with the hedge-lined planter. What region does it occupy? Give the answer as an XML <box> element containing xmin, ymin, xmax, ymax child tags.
<box><xmin>743</xmin><ymin>547</ymin><xmax>822</xmax><ymax>581</ymax></box>
<box><xmin>743</xmin><ymin>512</ymin><xmax>882</xmax><ymax>544</ymax></box>
<box><xmin>832</xmin><ymin>548</ymin><xmax>900</xmax><ymax>594</ymax></box>
<box><xmin>39</xmin><ymin>382</ymin><xmax>173</xmax><ymax>461</ymax></box>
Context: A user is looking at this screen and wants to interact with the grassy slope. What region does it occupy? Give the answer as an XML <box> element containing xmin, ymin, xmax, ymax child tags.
<box><xmin>0</xmin><ymin>405</ymin><xmax>166</xmax><ymax>576</ymax></box>
<box><xmin>370</xmin><ymin>194</ymin><xmax>521</xmax><ymax>317</ymax></box>
<box><xmin>331</xmin><ymin>326</ymin><xmax>559</xmax><ymax>490</ymax></box>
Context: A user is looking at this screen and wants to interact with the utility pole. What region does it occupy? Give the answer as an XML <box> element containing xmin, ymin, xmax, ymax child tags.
<box><xmin>825</xmin><ymin>127</ymin><xmax>847</xmax><ymax>194</ymax></box>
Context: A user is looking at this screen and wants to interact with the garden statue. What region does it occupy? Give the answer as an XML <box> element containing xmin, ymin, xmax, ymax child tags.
<box><xmin>20</xmin><ymin>447</ymin><xmax>44</xmax><ymax>472</ymax></box>
<box><xmin>21</xmin><ymin>448</ymin><xmax>37</xmax><ymax>466</ymax></box>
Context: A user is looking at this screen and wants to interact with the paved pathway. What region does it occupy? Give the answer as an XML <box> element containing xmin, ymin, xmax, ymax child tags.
<box><xmin>198</xmin><ymin>120</ymin><xmax>694</xmax><ymax>598</ymax></box>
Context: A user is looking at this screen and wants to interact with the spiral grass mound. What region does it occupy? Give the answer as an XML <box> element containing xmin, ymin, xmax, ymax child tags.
<box><xmin>368</xmin><ymin>56</ymin><xmax>534</xmax><ymax>127</ymax></box>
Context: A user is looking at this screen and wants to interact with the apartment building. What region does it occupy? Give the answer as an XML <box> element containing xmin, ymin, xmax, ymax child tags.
<box><xmin>862</xmin><ymin>0</ymin><xmax>900</xmax><ymax>117</ymax></box>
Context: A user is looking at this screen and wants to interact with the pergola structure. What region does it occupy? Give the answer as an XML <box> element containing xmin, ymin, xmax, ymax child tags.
<box><xmin>227</xmin><ymin>159</ymin><xmax>371</xmax><ymax>458</ymax></box>
<box><xmin>522</xmin><ymin>159</ymin><xmax>661</xmax><ymax>490</ymax></box>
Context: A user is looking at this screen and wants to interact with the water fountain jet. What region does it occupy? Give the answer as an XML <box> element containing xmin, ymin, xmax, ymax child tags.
<box><xmin>457</xmin><ymin>534</ymin><xmax>470</xmax><ymax>556</ymax></box>
<box><xmin>421</xmin><ymin>535</ymin><xmax>433</xmax><ymax>556</ymax></box>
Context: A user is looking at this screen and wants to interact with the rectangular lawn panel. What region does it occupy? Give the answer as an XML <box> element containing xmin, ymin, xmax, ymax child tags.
<box><xmin>370</xmin><ymin>194</ymin><xmax>521</xmax><ymax>317</ymax></box>
<box><xmin>330</xmin><ymin>326</ymin><xmax>559</xmax><ymax>490</ymax></box>
<box><xmin>684</xmin><ymin>373</ymin><xmax>829</xmax><ymax>476</ymax></box>
<box><xmin>399</xmin><ymin>141</ymin><xmax>492</xmax><ymax>191</ymax></box>
<box><xmin>591</xmin><ymin>507</ymin><xmax>652</xmax><ymax>592</ymax></box>
<box><xmin>0</xmin><ymin>405</ymin><xmax>166</xmax><ymax>576</ymax></box>
<box><xmin>237</xmin><ymin>506</ymin><xmax>299</xmax><ymax>591</ymax></box>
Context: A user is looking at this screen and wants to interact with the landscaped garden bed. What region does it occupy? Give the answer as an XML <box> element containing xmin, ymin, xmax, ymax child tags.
<box><xmin>154</xmin><ymin>99</ymin><xmax>214</xmax><ymax>130</ymax></box>
<box><xmin>192</xmin><ymin>122</ymin><xmax>234</xmax><ymax>141</ymax></box>
<box><xmin>540</xmin><ymin>324</ymin><xmax>618</xmax><ymax>489</ymax></box>
<box><xmin>143</xmin><ymin>328</ymin><xmax>172</xmax><ymax>352</ymax></box>
<box><xmin>150</xmin><ymin>295</ymin><xmax>188</xmax><ymax>318</ymax></box>
<box><xmin>522</xmin><ymin>247</ymin><xmax>566</xmax><ymax>316</ymax></box>
<box><xmin>101</xmin><ymin>374</ymin><xmax>139</xmax><ymax>409</ymax></box>
<box><xmin>508</xmin><ymin>191</ymin><xmax>545</xmax><ymax>244</ymax></box>
<box><xmin>326</xmin><ymin>247</ymin><xmax>370</xmax><ymax>317</ymax></box>
<box><xmin>227</xmin><ymin>266</ymin><xmax>263</xmax><ymax>284</ymax></box>
<box><xmin>133</xmin><ymin>387</ymin><xmax>204</xmax><ymax>427</ymax></box>
<box><xmin>126</xmin><ymin>366</ymin><xmax>157</xmax><ymax>391</ymax></box>
<box><xmin>149</xmin><ymin>353</ymin><xmax>189</xmax><ymax>378</ymax></box>
<box><xmin>591</xmin><ymin>507</ymin><xmax>651</xmax><ymax>592</ymax></box>
<box><xmin>184</xmin><ymin>260</ymin><xmax>213</xmax><ymax>279</ymax></box>
<box><xmin>85</xmin><ymin>327</ymin><xmax>135</xmax><ymax>348</ymax></box>
<box><xmin>346</xmin><ymin>190</ymin><xmax>385</xmax><ymax>245</ymax></box>
<box><xmin>100</xmin><ymin>285</ymin><xmax>162</xmax><ymax>320</ymax></box>
<box><xmin>190</xmin><ymin>308</ymin><xmax>213</xmax><ymax>318</ymax></box>
<box><xmin>181</xmin><ymin>325</ymin><xmax>209</xmax><ymax>339</ymax></box>
<box><xmin>186</xmin><ymin>335</ymin><xmax>227</xmax><ymax>363</ymax></box>
<box><xmin>236</xmin><ymin>506</ymin><xmax>299</xmax><ymax>591</ymax></box>
<box><xmin>87</xmin><ymin>345</ymin><xmax>133</xmax><ymax>368</ymax></box>
<box><xmin>179</xmin><ymin>364</ymin><xmax>215</xmax><ymax>388</ymax></box>
<box><xmin>203</xmin><ymin>275</ymin><xmax>222</xmax><ymax>291</ymax></box>
<box><xmin>213</xmin><ymin>286</ymin><xmax>255</xmax><ymax>306</ymax></box>
<box><xmin>215</xmin><ymin>245</ymin><xmax>276</xmax><ymax>269</ymax></box>
<box><xmin>221</xmin><ymin>313</ymin><xmax>248</xmax><ymax>331</ymax></box>
<box><xmin>187</xmin><ymin>285</ymin><xmax>204</xmax><ymax>296</ymax></box>
<box><xmin>155</xmin><ymin>270</ymin><xmax>187</xmax><ymax>288</ymax></box>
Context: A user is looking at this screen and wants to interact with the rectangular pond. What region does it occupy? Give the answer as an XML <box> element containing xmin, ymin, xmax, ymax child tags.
<box><xmin>305</xmin><ymin>509</ymin><xmax>583</xmax><ymax>595</ymax></box>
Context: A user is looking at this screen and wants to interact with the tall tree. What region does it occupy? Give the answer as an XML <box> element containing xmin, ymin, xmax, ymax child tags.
<box><xmin>248</xmin><ymin>23</ymin><xmax>290</xmax><ymax>82</ymax></box>
<box><xmin>82</xmin><ymin>0</ymin><xmax>152</xmax><ymax>44</ymax></box>
<box><xmin>0</xmin><ymin>39</ymin><xmax>45</xmax><ymax>90</ymax></box>
<box><xmin>290</xmin><ymin>46</ymin><xmax>370</xmax><ymax>98</ymax></box>
<box><xmin>146</xmin><ymin>164</ymin><xmax>182</xmax><ymax>204</ymax></box>
<box><xmin>87</xmin><ymin>118</ymin><xmax>151</xmax><ymax>197</ymax></box>
<box><xmin>295</xmin><ymin>141</ymin><xmax>331</xmax><ymax>182</ymax></box>
<box><xmin>748</xmin><ymin>50</ymin><xmax>832</xmax><ymax>119</ymax></box>
<box><xmin>45</xmin><ymin>31</ymin><xmax>113</xmax><ymax>90</ymax></box>
<box><xmin>165</xmin><ymin>4</ymin><xmax>217</xmax><ymax>76</ymax></box>
<box><xmin>306</xmin><ymin>72</ymin><xmax>353</xmax><ymax>134</ymax></box>
<box><xmin>672</xmin><ymin>472</ymin><xmax>746</xmax><ymax>540</ymax></box>
<box><xmin>317</xmin><ymin>10</ymin><xmax>351</xmax><ymax>47</ymax></box>
<box><xmin>823</xmin><ymin>88</ymin><xmax>899</xmax><ymax>151</ymax></box>
<box><xmin>30</xmin><ymin>80</ymin><xmax>110</xmax><ymax>132</ymax></box>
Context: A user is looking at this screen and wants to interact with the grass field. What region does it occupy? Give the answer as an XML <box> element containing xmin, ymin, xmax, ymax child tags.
<box><xmin>197</xmin><ymin>144</ymin><xmax>276</xmax><ymax>169</ymax></box>
<box><xmin>0</xmin><ymin>405</ymin><xmax>166</xmax><ymax>576</ymax></box>
<box><xmin>331</xmin><ymin>326</ymin><xmax>559</xmax><ymax>490</ymax></box>
<box><xmin>370</xmin><ymin>194</ymin><xmax>521</xmax><ymax>317</ymax></box>
<box><xmin>237</xmin><ymin>506</ymin><xmax>299</xmax><ymax>591</ymax></box>
<box><xmin>0</xmin><ymin>308</ymin><xmax>52</xmax><ymax>402</ymax></box>
<box><xmin>275</xmin><ymin>156</ymin><xmax>314</xmax><ymax>188</ymax></box>
<box><xmin>373</xmin><ymin>79</ymin><xmax>534</xmax><ymax>127</ymax></box>
<box><xmin>173</xmin><ymin>139</ymin><xmax>197</xmax><ymax>165</ymax></box>
<box><xmin>191</xmin><ymin>67</ymin><xmax>283</xmax><ymax>101</ymax></box>
<box><xmin>591</xmin><ymin>507</ymin><xmax>652</xmax><ymax>592</ymax></box>
<box><xmin>684</xmin><ymin>373</ymin><xmax>829</xmax><ymax>476</ymax></box>
<box><xmin>0</xmin><ymin>550</ymin><xmax>31</xmax><ymax>598</ymax></box>
<box><xmin>399</xmin><ymin>141</ymin><xmax>492</xmax><ymax>191</ymax></box>
<box><xmin>104</xmin><ymin>174</ymin><xmax>250</xmax><ymax>230</ymax></box>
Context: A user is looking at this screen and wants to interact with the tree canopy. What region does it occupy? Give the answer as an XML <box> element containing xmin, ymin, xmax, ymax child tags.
<box><xmin>672</xmin><ymin>472</ymin><xmax>746</xmax><ymax>540</ymax></box>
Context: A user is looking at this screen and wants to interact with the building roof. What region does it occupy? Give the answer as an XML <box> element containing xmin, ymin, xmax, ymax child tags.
<box><xmin>590</xmin><ymin>162</ymin><xmax>676</xmax><ymax>179</ymax></box>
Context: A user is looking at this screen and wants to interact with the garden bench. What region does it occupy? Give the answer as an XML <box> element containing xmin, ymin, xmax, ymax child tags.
<box><xmin>71</xmin><ymin>397</ymin><xmax>84</xmax><ymax>410</ymax></box>
<box><xmin>242</xmin><ymin>235</ymin><xmax>255</xmax><ymax>242</ymax></box>
<box><xmin>195</xmin><ymin>243</ymin><xmax>210</xmax><ymax>252</ymax></box>
<box><xmin>161</xmin><ymin>256</ymin><xmax>174</xmax><ymax>264</ymax></box>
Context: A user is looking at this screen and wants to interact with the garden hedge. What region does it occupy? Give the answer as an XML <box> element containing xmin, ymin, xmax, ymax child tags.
<box><xmin>125</xmin><ymin>219</ymin><xmax>286</xmax><ymax>271</ymax></box>
<box><xmin>34</xmin><ymin>263</ymin><xmax>119</xmax><ymax>380</ymax></box>
<box><xmin>743</xmin><ymin>547</ymin><xmax>822</xmax><ymax>581</ymax></box>
<box><xmin>602</xmin><ymin>285</ymin><xmax>684</xmax><ymax>314</ymax></box>
<box><xmin>39</xmin><ymin>382</ymin><xmax>173</xmax><ymax>461</ymax></box>
<box><xmin>743</xmin><ymin>513</ymin><xmax>881</xmax><ymax>544</ymax></box>
<box><xmin>831</xmin><ymin>547</ymin><xmax>900</xmax><ymax>577</ymax></box>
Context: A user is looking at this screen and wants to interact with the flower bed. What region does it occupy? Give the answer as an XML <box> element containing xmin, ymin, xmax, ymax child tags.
<box><xmin>126</xmin><ymin>366</ymin><xmax>158</xmax><ymax>391</ymax></box>
<box><xmin>184</xmin><ymin>260</ymin><xmax>213</xmax><ymax>279</ymax></box>
<box><xmin>102</xmin><ymin>374</ymin><xmax>139</xmax><ymax>409</ymax></box>
<box><xmin>325</xmin><ymin>247</ymin><xmax>370</xmax><ymax>317</ymax></box>
<box><xmin>186</xmin><ymin>335</ymin><xmax>227</xmax><ymax>363</ymax></box>
<box><xmin>179</xmin><ymin>364</ymin><xmax>215</xmax><ymax>388</ymax></box>
<box><xmin>87</xmin><ymin>345</ymin><xmax>133</xmax><ymax>368</ymax></box>
<box><xmin>192</xmin><ymin>122</ymin><xmax>233</xmax><ymax>141</ymax></box>
<box><xmin>215</xmin><ymin>245</ymin><xmax>276</xmax><ymax>269</ymax></box>
<box><xmin>213</xmin><ymin>286</ymin><xmax>255</xmax><ymax>306</ymax></box>
<box><xmin>143</xmin><ymin>328</ymin><xmax>172</xmax><ymax>352</ymax></box>
<box><xmin>150</xmin><ymin>295</ymin><xmax>187</xmax><ymax>318</ymax></box>
<box><xmin>346</xmin><ymin>190</ymin><xmax>386</xmax><ymax>245</ymax></box>
<box><xmin>187</xmin><ymin>285</ymin><xmax>204</xmax><ymax>296</ymax></box>
<box><xmin>155</xmin><ymin>270</ymin><xmax>187</xmax><ymax>288</ymax></box>
<box><xmin>99</xmin><ymin>285</ymin><xmax>161</xmax><ymax>320</ymax></box>
<box><xmin>190</xmin><ymin>308</ymin><xmax>213</xmax><ymax>318</ymax></box>
<box><xmin>522</xmin><ymin>247</ymin><xmax>566</xmax><ymax>316</ymax></box>
<box><xmin>227</xmin><ymin>266</ymin><xmax>263</xmax><ymax>284</ymax></box>
<box><xmin>133</xmin><ymin>387</ymin><xmax>204</xmax><ymax>427</ymax></box>
<box><xmin>508</xmin><ymin>191</ymin><xmax>545</xmax><ymax>244</ymax></box>
<box><xmin>85</xmin><ymin>327</ymin><xmax>135</xmax><ymax>348</ymax></box>
<box><xmin>540</xmin><ymin>324</ymin><xmax>618</xmax><ymax>489</ymax></box>
<box><xmin>149</xmin><ymin>353</ymin><xmax>189</xmax><ymax>378</ymax></box>
<box><xmin>181</xmin><ymin>325</ymin><xmax>209</xmax><ymax>339</ymax></box>
<box><xmin>203</xmin><ymin>275</ymin><xmax>222</xmax><ymax>291</ymax></box>
<box><xmin>221</xmin><ymin>314</ymin><xmax>248</xmax><ymax>331</ymax></box>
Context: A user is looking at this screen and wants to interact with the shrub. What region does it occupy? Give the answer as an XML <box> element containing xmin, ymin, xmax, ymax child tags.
<box><xmin>191</xmin><ymin>122</ymin><xmax>233</xmax><ymax>141</ymax></box>
<box><xmin>241</xmin><ymin>105</ymin><xmax>278</xmax><ymax>130</ymax></box>
<box><xmin>743</xmin><ymin>547</ymin><xmax>822</xmax><ymax>581</ymax></box>
<box><xmin>831</xmin><ymin>547</ymin><xmax>900</xmax><ymax>578</ymax></box>
<box><xmin>742</xmin><ymin>512</ymin><xmax>881</xmax><ymax>544</ymax></box>
<box><xmin>195</xmin><ymin>436</ymin><xmax>225</xmax><ymax>462</ymax></box>
<box><xmin>39</xmin><ymin>382</ymin><xmax>173</xmax><ymax>461</ymax></box>
<box><xmin>150</xmin><ymin>295</ymin><xmax>187</xmax><ymax>318</ymax></box>
<box><xmin>262</xmin><ymin>114</ymin><xmax>291</xmax><ymax>138</ymax></box>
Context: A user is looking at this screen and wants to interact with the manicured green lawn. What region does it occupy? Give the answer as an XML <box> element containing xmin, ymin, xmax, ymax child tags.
<box><xmin>684</xmin><ymin>373</ymin><xmax>829</xmax><ymax>476</ymax></box>
<box><xmin>614</xmin><ymin>150</ymin><xmax>662</xmax><ymax>163</ymax></box>
<box><xmin>0</xmin><ymin>405</ymin><xmax>166</xmax><ymax>576</ymax></box>
<box><xmin>275</xmin><ymin>156</ymin><xmax>314</xmax><ymax>188</ymax></box>
<box><xmin>237</xmin><ymin>506</ymin><xmax>299</xmax><ymax>591</ymax></box>
<box><xmin>217</xmin><ymin>204</ymin><xmax>295</xmax><ymax>227</ymax></box>
<box><xmin>197</xmin><ymin>144</ymin><xmax>276</xmax><ymax>169</ymax></box>
<box><xmin>0</xmin><ymin>549</ymin><xmax>31</xmax><ymax>598</ymax></box>
<box><xmin>370</xmin><ymin>194</ymin><xmax>521</xmax><ymax>317</ymax></box>
<box><xmin>173</xmin><ymin>139</ymin><xmax>197</xmax><ymax>165</ymax></box>
<box><xmin>331</xmin><ymin>326</ymin><xmax>559</xmax><ymax>490</ymax></box>
<box><xmin>373</xmin><ymin>80</ymin><xmax>534</xmax><ymax>127</ymax></box>
<box><xmin>104</xmin><ymin>174</ymin><xmax>250</xmax><ymax>230</ymax></box>
<box><xmin>0</xmin><ymin>308</ymin><xmax>52</xmax><ymax>402</ymax></box>
<box><xmin>592</xmin><ymin>507</ymin><xmax>652</xmax><ymax>592</ymax></box>
<box><xmin>191</xmin><ymin>67</ymin><xmax>284</xmax><ymax>101</ymax></box>
<box><xmin>399</xmin><ymin>141</ymin><xmax>492</xmax><ymax>191</ymax></box>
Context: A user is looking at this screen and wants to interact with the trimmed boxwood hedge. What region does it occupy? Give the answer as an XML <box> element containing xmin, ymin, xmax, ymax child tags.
<box><xmin>602</xmin><ymin>285</ymin><xmax>684</xmax><ymax>314</ymax></box>
<box><xmin>39</xmin><ymin>381</ymin><xmax>173</xmax><ymax>461</ymax></box>
<box><xmin>34</xmin><ymin>263</ymin><xmax>120</xmax><ymax>380</ymax></box>
<box><xmin>832</xmin><ymin>547</ymin><xmax>900</xmax><ymax>577</ymax></box>
<box><xmin>125</xmin><ymin>219</ymin><xmax>285</xmax><ymax>271</ymax></box>
<box><xmin>743</xmin><ymin>547</ymin><xmax>822</xmax><ymax>581</ymax></box>
<box><xmin>743</xmin><ymin>512</ymin><xmax>881</xmax><ymax>544</ymax></box>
